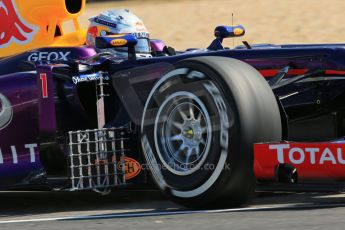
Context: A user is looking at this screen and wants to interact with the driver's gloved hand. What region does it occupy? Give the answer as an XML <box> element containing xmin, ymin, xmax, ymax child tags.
<box><xmin>163</xmin><ymin>46</ymin><xmax>176</xmax><ymax>56</ymax></box>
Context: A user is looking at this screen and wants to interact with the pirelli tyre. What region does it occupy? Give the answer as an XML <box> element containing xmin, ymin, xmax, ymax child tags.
<box><xmin>141</xmin><ymin>56</ymin><xmax>282</xmax><ymax>208</ymax></box>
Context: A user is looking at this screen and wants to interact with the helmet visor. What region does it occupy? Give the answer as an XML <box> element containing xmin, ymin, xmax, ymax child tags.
<box><xmin>115</xmin><ymin>38</ymin><xmax>151</xmax><ymax>54</ymax></box>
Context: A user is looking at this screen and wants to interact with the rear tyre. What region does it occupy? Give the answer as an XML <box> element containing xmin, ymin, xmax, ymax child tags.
<box><xmin>141</xmin><ymin>57</ymin><xmax>282</xmax><ymax>208</ymax></box>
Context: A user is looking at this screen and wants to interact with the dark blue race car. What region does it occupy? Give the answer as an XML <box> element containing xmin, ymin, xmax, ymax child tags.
<box><xmin>2</xmin><ymin>0</ymin><xmax>345</xmax><ymax>208</ymax></box>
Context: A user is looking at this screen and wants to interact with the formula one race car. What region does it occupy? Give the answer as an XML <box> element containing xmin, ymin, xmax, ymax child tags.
<box><xmin>2</xmin><ymin>0</ymin><xmax>345</xmax><ymax>208</ymax></box>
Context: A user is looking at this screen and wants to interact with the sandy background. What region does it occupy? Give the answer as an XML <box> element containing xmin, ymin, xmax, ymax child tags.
<box><xmin>80</xmin><ymin>0</ymin><xmax>345</xmax><ymax>50</ymax></box>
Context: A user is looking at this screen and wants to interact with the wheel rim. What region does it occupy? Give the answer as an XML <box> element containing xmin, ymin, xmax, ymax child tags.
<box><xmin>154</xmin><ymin>91</ymin><xmax>212</xmax><ymax>176</ymax></box>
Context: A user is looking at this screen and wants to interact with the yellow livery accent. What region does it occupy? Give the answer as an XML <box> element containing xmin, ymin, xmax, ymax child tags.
<box><xmin>108</xmin><ymin>34</ymin><xmax>127</xmax><ymax>38</ymax></box>
<box><xmin>233</xmin><ymin>27</ymin><xmax>244</xmax><ymax>36</ymax></box>
<box><xmin>110</xmin><ymin>38</ymin><xmax>128</xmax><ymax>47</ymax></box>
<box><xmin>0</xmin><ymin>0</ymin><xmax>86</xmax><ymax>58</ymax></box>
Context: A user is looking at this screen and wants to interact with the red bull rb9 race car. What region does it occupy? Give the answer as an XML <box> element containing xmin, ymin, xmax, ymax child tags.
<box><xmin>2</xmin><ymin>0</ymin><xmax>345</xmax><ymax>208</ymax></box>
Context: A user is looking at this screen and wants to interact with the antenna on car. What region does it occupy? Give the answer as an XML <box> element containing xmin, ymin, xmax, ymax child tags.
<box><xmin>232</xmin><ymin>13</ymin><xmax>235</xmax><ymax>48</ymax></box>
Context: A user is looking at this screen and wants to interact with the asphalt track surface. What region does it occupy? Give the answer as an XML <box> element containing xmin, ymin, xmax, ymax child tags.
<box><xmin>1</xmin><ymin>190</ymin><xmax>345</xmax><ymax>229</ymax></box>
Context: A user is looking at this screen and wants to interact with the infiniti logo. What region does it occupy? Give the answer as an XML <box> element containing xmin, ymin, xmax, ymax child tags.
<box><xmin>0</xmin><ymin>93</ymin><xmax>13</xmax><ymax>130</ymax></box>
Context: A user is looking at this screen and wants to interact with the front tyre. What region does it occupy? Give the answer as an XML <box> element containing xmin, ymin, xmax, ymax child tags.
<box><xmin>141</xmin><ymin>57</ymin><xmax>282</xmax><ymax>208</ymax></box>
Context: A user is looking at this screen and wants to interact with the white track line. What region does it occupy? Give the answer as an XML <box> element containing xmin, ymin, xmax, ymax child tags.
<box><xmin>1</xmin><ymin>203</ymin><xmax>345</xmax><ymax>224</ymax></box>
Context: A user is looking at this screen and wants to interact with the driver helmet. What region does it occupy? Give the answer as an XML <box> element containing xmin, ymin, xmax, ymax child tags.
<box><xmin>86</xmin><ymin>9</ymin><xmax>151</xmax><ymax>58</ymax></box>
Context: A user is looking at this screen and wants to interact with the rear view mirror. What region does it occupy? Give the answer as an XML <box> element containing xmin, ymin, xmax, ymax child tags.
<box><xmin>214</xmin><ymin>25</ymin><xmax>245</xmax><ymax>38</ymax></box>
<box><xmin>208</xmin><ymin>25</ymin><xmax>246</xmax><ymax>50</ymax></box>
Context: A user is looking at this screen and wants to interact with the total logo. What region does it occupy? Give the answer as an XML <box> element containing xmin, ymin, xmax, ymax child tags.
<box><xmin>269</xmin><ymin>144</ymin><xmax>345</xmax><ymax>165</ymax></box>
<box><xmin>27</xmin><ymin>51</ymin><xmax>71</xmax><ymax>62</ymax></box>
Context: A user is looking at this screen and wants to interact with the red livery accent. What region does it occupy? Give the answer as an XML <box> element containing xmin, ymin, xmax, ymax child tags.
<box><xmin>324</xmin><ymin>70</ymin><xmax>345</xmax><ymax>75</ymax></box>
<box><xmin>39</xmin><ymin>73</ymin><xmax>48</xmax><ymax>98</ymax></box>
<box><xmin>254</xmin><ymin>142</ymin><xmax>345</xmax><ymax>181</ymax></box>
<box><xmin>87</xmin><ymin>26</ymin><xmax>99</xmax><ymax>38</ymax></box>
<box><xmin>259</xmin><ymin>69</ymin><xmax>345</xmax><ymax>78</ymax></box>
<box><xmin>0</xmin><ymin>0</ymin><xmax>36</xmax><ymax>48</ymax></box>
<box><xmin>259</xmin><ymin>69</ymin><xmax>308</xmax><ymax>77</ymax></box>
